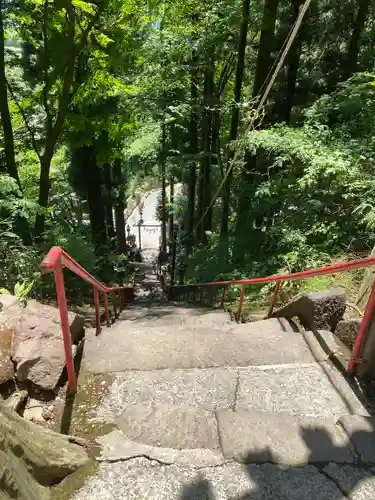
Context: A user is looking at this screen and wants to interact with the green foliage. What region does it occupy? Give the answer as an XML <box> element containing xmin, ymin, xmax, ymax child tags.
<box><xmin>2</xmin><ymin>0</ymin><xmax>375</xmax><ymax>310</ymax></box>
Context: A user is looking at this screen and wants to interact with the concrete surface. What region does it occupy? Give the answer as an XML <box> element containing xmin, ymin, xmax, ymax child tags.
<box><xmin>83</xmin><ymin>317</ymin><xmax>321</xmax><ymax>373</ymax></box>
<box><xmin>324</xmin><ymin>463</ymin><xmax>375</xmax><ymax>500</ymax></box>
<box><xmin>235</xmin><ymin>363</ymin><xmax>363</xmax><ymax>418</ymax></box>
<box><xmin>72</xmin><ymin>458</ymin><xmax>348</xmax><ymax>500</ymax></box>
<box><xmin>217</xmin><ymin>409</ymin><xmax>354</xmax><ymax>465</ymax></box>
<box><xmin>91</xmin><ymin>367</ymin><xmax>237</xmax><ymax>423</ymax></box>
<box><xmin>97</xmin><ymin>430</ymin><xmax>227</xmax><ymax>467</ymax></box>
<box><xmin>116</xmin><ymin>402</ymin><xmax>219</xmax><ymax>450</ymax></box>
<box><xmin>338</xmin><ymin>416</ymin><xmax>375</xmax><ymax>463</ymax></box>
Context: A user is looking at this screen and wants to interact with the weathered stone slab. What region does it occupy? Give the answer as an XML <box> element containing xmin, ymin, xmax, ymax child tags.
<box><xmin>97</xmin><ymin>429</ymin><xmax>226</xmax><ymax>467</ymax></box>
<box><xmin>92</xmin><ymin>367</ymin><xmax>237</xmax><ymax>423</ymax></box>
<box><xmin>236</xmin><ymin>363</ymin><xmax>354</xmax><ymax>418</ymax></box>
<box><xmin>217</xmin><ymin>409</ymin><xmax>354</xmax><ymax>465</ymax></box>
<box><xmin>72</xmin><ymin>458</ymin><xmax>344</xmax><ymax>500</ymax></box>
<box><xmin>116</xmin><ymin>402</ymin><xmax>219</xmax><ymax>450</ymax></box>
<box><xmin>84</xmin><ymin>318</ymin><xmax>318</xmax><ymax>373</ymax></box>
<box><xmin>323</xmin><ymin>463</ymin><xmax>375</xmax><ymax>499</ymax></box>
<box><xmin>338</xmin><ymin>416</ymin><xmax>375</xmax><ymax>463</ymax></box>
<box><xmin>273</xmin><ymin>289</ymin><xmax>346</xmax><ymax>332</ymax></box>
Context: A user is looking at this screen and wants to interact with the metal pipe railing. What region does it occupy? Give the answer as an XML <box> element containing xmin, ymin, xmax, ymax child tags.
<box><xmin>170</xmin><ymin>255</ymin><xmax>375</xmax><ymax>376</ymax></box>
<box><xmin>40</xmin><ymin>246</ymin><xmax>133</xmax><ymax>393</ymax></box>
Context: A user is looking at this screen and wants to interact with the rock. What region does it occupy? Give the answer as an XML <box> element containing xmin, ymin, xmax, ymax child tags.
<box><xmin>4</xmin><ymin>390</ymin><xmax>28</xmax><ymax>413</ymax></box>
<box><xmin>0</xmin><ymin>293</ymin><xmax>20</xmax><ymax>309</ymax></box>
<box><xmin>24</xmin><ymin>405</ymin><xmax>45</xmax><ymax>424</ymax></box>
<box><xmin>0</xmin><ymin>326</ymin><xmax>15</xmax><ymax>385</ymax></box>
<box><xmin>42</xmin><ymin>407</ymin><xmax>54</xmax><ymax>421</ymax></box>
<box><xmin>0</xmin><ymin>297</ymin><xmax>84</xmax><ymax>391</ymax></box>
<box><xmin>272</xmin><ymin>289</ymin><xmax>346</xmax><ymax>332</ymax></box>
<box><xmin>335</xmin><ymin>317</ymin><xmax>362</xmax><ymax>349</ymax></box>
<box><xmin>0</xmin><ymin>401</ymin><xmax>89</xmax><ymax>499</ymax></box>
<box><xmin>24</xmin><ymin>299</ymin><xmax>85</xmax><ymax>342</ymax></box>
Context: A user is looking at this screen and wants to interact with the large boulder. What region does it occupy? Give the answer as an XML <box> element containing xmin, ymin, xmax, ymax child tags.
<box><xmin>272</xmin><ymin>289</ymin><xmax>346</xmax><ymax>332</ymax></box>
<box><xmin>0</xmin><ymin>401</ymin><xmax>90</xmax><ymax>500</ymax></box>
<box><xmin>0</xmin><ymin>295</ymin><xmax>84</xmax><ymax>391</ymax></box>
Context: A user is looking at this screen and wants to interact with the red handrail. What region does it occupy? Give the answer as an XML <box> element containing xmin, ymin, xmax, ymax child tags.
<box><xmin>171</xmin><ymin>255</ymin><xmax>375</xmax><ymax>376</ymax></box>
<box><xmin>40</xmin><ymin>246</ymin><xmax>132</xmax><ymax>393</ymax></box>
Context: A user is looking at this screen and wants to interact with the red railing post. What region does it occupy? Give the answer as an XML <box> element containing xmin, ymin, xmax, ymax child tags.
<box><xmin>267</xmin><ymin>280</ymin><xmax>282</xmax><ymax>318</ymax></box>
<box><xmin>103</xmin><ymin>292</ymin><xmax>111</xmax><ymax>327</ymax></box>
<box><xmin>220</xmin><ymin>287</ymin><xmax>227</xmax><ymax>308</ymax></box>
<box><xmin>53</xmin><ymin>264</ymin><xmax>77</xmax><ymax>393</ymax></box>
<box><xmin>348</xmin><ymin>279</ymin><xmax>375</xmax><ymax>374</ymax></box>
<box><xmin>93</xmin><ymin>287</ymin><xmax>101</xmax><ymax>336</ymax></box>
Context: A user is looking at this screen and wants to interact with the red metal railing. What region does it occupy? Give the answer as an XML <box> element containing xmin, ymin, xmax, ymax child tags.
<box><xmin>40</xmin><ymin>246</ymin><xmax>133</xmax><ymax>393</ymax></box>
<box><xmin>169</xmin><ymin>255</ymin><xmax>375</xmax><ymax>376</ymax></box>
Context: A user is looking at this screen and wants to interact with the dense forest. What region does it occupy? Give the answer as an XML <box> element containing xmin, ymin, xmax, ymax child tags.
<box><xmin>0</xmin><ymin>0</ymin><xmax>374</xmax><ymax>299</ymax></box>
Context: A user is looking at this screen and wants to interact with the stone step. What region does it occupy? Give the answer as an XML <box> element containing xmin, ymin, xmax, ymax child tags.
<box><xmin>116</xmin><ymin>402</ymin><xmax>220</xmax><ymax>450</ymax></box>
<box><xmin>89</xmin><ymin>364</ymin><xmax>366</xmax><ymax>425</ymax></box>
<box><xmin>73</xmin><ymin>456</ymin><xmax>375</xmax><ymax>500</ymax></box>
<box><xmin>217</xmin><ymin>409</ymin><xmax>354</xmax><ymax>465</ymax></box>
<box><xmin>83</xmin><ymin>318</ymin><xmax>322</xmax><ymax>372</ymax></box>
<box><xmin>99</xmin><ymin>407</ymin><xmax>375</xmax><ymax>467</ymax></box>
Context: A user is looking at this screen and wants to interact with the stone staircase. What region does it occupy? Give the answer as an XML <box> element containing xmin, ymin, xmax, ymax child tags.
<box><xmin>70</xmin><ymin>284</ymin><xmax>375</xmax><ymax>500</ymax></box>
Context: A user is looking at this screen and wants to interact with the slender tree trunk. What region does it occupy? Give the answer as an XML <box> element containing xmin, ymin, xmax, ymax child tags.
<box><xmin>196</xmin><ymin>66</ymin><xmax>209</xmax><ymax>243</ymax></box>
<box><xmin>210</xmin><ymin>103</ymin><xmax>221</xmax><ymax>225</ymax></box>
<box><xmin>202</xmin><ymin>60</ymin><xmax>215</xmax><ymax>239</ymax></box>
<box><xmin>235</xmin><ymin>0</ymin><xmax>279</xmax><ymax>242</ymax></box>
<box><xmin>169</xmin><ymin>177</ymin><xmax>174</xmax><ymax>249</ymax></box>
<box><xmin>284</xmin><ymin>2</ymin><xmax>302</xmax><ymax>123</ymax></box>
<box><xmin>103</xmin><ymin>164</ymin><xmax>115</xmax><ymax>239</ymax></box>
<box><xmin>0</xmin><ymin>6</ymin><xmax>21</xmax><ymax>189</ymax></box>
<box><xmin>252</xmin><ymin>0</ymin><xmax>280</xmax><ymax>99</ymax></box>
<box><xmin>0</xmin><ymin>17</ymin><xmax>31</xmax><ymax>245</ymax></box>
<box><xmin>281</xmin><ymin>0</ymin><xmax>303</xmax><ymax>123</ymax></box>
<box><xmin>186</xmin><ymin>57</ymin><xmax>198</xmax><ymax>252</ymax></box>
<box><xmin>160</xmin><ymin>122</ymin><xmax>167</xmax><ymax>252</ymax></box>
<box><xmin>34</xmin><ymin>0</ymin><xmax>76</xmax><ymax>240</ymax></box>
<box><xmin>220</xmin><ymin>0</ymin><xmax>251</xmax><ymax>237</ymax></box>
<box><xmin>113</xmin><ymin>159</ymin><xmax>126</xmax><ymax>253</ymax></box>
<box><xmin>344</xmin><ymin>0</ymin><xmax>371</xmax><ymax>79</ymax></box>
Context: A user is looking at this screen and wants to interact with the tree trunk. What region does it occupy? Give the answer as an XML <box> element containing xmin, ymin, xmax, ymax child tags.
<box><xmin>34</xmin><ymin>154</ymin><xmax>51</xmax><ymax>240</ymax></box>
<box><xmin>186</xmin><ymin>53</ymin><xmax>198</xmax><ymax>253</ymax></box>
<box><xmin>252</xmin><ymin>0</ymin><xmax>280</xmax><ymax>99</ymax></box>
<box><xmin>103</xmin><ymin>163</ymin><xmax>115</xmax><ymax>239</ymax></box>
<box><xmin>0</xmin><ymin>402</ymin><xmax>89</xmax><ymax>500</ymax></box>
<box><xmin>160</xmin><ymin>122</ymin><xmax>167</xmax><ymax>252</ymax></box>
<box><xmin>344</xmin><ymin>0</ymin><xmax>371</xmax><ymax>79</ymax></box>
<box><xmin>220</xmin><ymin>0</ymin><xmax>251</xmax><ymax>237</ymax></box>
<box><xmin>113</xmin><ymin>159</ymin><xmax>126</xmax><ymax>253</ymax></box>
<box><xmin>235</xmin><ymin>0</ymin><xmax>279</xmax><ymax>242</ymax></box>
<box><xmin>0</xmin><ymin>6</ymin><xmax>21</xmax><ymax>190</ymax></box>
<box><xmin>197</xmin><ymin>59</ymin><xmax>215</xmax><ymax>243</ymax></box>
<box><xmin>73</xmin><ymin>146</ymin><xmax>107</xmax><ymax>249</ymax></box>
<box><xmin>284</xmin><ymin>1</ymin><xmax>303</xmax><ymax>123</ymax></box>
<box><xmin>34</xmin><ymin>0</ymin><xmax>75</xmax><ymax>240</ymax></box>
<box><xmin>169</xmin><ymin>177</ymin><xmax>174</xmax><ymax>249</ymax></box>
<box><xmin>277</xmin><ymin>0</ymin><xmax>303</xmax><ymax>124</ymax></box>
